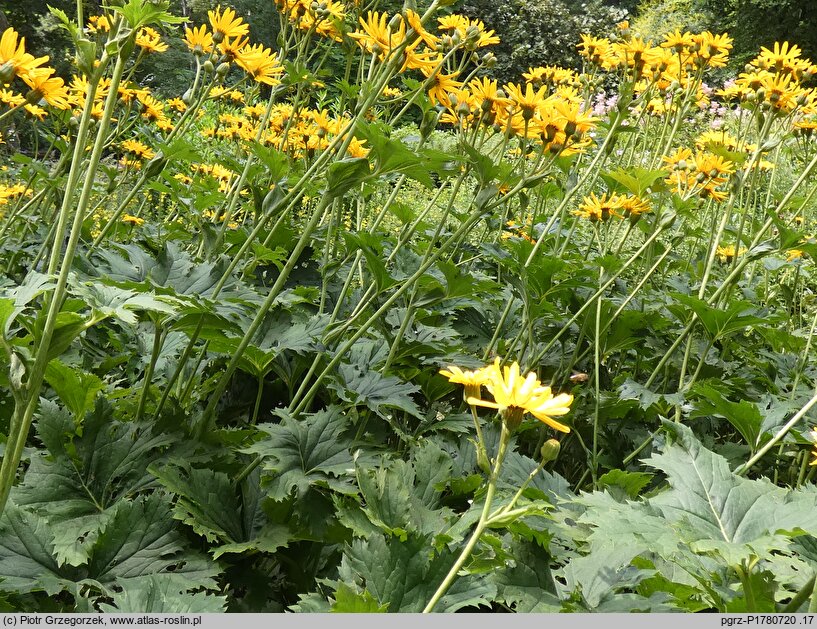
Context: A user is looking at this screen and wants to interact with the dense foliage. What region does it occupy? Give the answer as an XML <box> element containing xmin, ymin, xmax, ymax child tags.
<box><xmin>0</xmin><ymin>0</ymin><xmax>816</xmax><ymax>614</ymax></box>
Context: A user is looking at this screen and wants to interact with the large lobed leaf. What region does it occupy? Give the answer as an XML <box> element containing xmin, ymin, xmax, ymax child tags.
<box><xmin>244</xmin><ymin>406</ymin><xmax>368</xmax><ymax>501</ymax></box>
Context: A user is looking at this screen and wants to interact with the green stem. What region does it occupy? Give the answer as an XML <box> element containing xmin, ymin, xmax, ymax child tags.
<box><xmin>135</xmin><ymin>322</ymin><xmax>163</xmax><ymax>422</ymax></box>
<box><xmin>781</xmin><ymin>575</ymin><xmax>815</xmax><ymax>612</ymax></box>
<box><xmin>735</xmin><ymin>389</ymin><xmax>817</xmax><ymax>477</ymax></box>
<box><xmin>423</xmin><ymin>422</ymin><xmax>511</xmax><ymax>613</ymax></box>
<box><xmin>0</xmin><ymin>51</ymin><xmax>125</xmax><ymax>520</ymax></box>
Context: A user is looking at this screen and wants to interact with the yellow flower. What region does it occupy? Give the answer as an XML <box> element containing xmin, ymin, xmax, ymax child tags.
<box><xmin>349</xmin><ymin>11</ymin><xmax>405</xmax><ymax>58</ymax></box>
<box><xmin>235</xmin><ymin>43</ymin><xmax>284</xmax><ymax>86</ymax></box>
<box><xmin>135</xmin><ymin>27</ymin><xmax>168</xmax><ymax>54</ymax></box>
<box><xmin>21</xmin><ymin>70</ymin><xmax>71</xmax><ymax>110</ymax></box>
<box><xmin>573</xmin><ymin>192</ymin><xmax>622</xmax><ymax>222</ymax></box>
<box><xmin>787</xmin><ymin>249</ymin><xmax>805</xmax><ymax>262</ymax></box>
<box><xmin>0</xmin><ymin>28</ymin><xmax>48</xmax><ymax>84</ymax></box>
<box><xmin>577</xmin><ymin>34</ymin><xmax>614</xmax><ymax>69</ymax></box>
<box><xmin>716</xmin><ymin>244</ymin><xmax>746</xmax><ymax>263</ymax></box>
<box><xmin>346</xmin><ymin>138</ymin><xmax>369</xmax><ymax>158</ymax></box>
<box><xmin>184</xmin><ymin>25</ymin><xmax>214</xmax><ymax>55</ymax></box>
<box><xmin>87</xmin><ymin>15</ymin><xmax>111</xmax><ymax>34</ymax></box>
<box><xmin>440</xmin><ymin>364</ymin><xmax>493</xmax><ymax>401</ymax></box>
<box><xmin>466</xmin><ymin>359</ymin><xmax>573</xmax><ymax>432</ymax></box>
<box><xmin>505</xmin><ymin>82</ymin><xmax>547</xmax><ymax>121</ymax></box>
<box><xmin>423</xmin><ymin>68</ymin><xmax>462</xmax><ymax>108</ymax></box>
<box><xmin>208</xmin><ymin>6</ymin><xmax>250</xmax><ymax>41</ymax></box>
<box><xmin>121</xmin><ymin>214</ymin><xmax>145</xmax><ymax>226</ymax></box>
<box><xmin>121</xmin><ymin>139</ymin><xmax>155</xmax><ymax>160</ymax></box>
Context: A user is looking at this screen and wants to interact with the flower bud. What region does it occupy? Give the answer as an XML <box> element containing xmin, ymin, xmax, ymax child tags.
<box><xmin>540</xmin><ymin>439</ymin><xmax>561</xmax><ymax>464</ymax></box>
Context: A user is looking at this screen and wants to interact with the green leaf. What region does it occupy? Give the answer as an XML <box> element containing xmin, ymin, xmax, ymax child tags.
<box><xmin>354</xmin><ymin>456</ymin><xmax>451</xmax><ymax>540</ymax></box>
<box><xmin>0</xmin><ymin>504</ymin><xmax>63</xmax><ymax>594</ymax></box>
<box><xmin>330</xmin><ymin>364</ymin><xmax>423</xmax><ymax>419</ymax></box>
<box><xmin>109</xmin><ymin>0</ymin><xmax>185</xmax><ymax>28</ymax></box>
<box><xmin>646</xmin><ymin>421</ymin><xmax>817</xmax><ymax>565</ymax></box>
<box><xmin>339</xmin><ymin>533</ymin><xmax>495</xmax><ymax>612</ymax></box>
<box><xmin>331</xmin><ymin>583</ymin><xmax>389</xmax><ymax>612</ymax></box>
<box><xmin>326</xmin><ymin>158</ymin><xmax>370</xmax><ymax>198</ymax></box>
<box><xmin>0</xmin><ymin>495</ymin><xmax>217</xmax><ymax>595</ymax></box>
<box><xmin>598</xmin><ymin>469</ymin><xmax>654</xmax><ymax>500</ymax></box>
<box><xmin>244</xmin><ymin>407</ymin><xmax>364</xmax><ymax>500</ymax></box>
<box><xmin>69</xmin><ymin>281</ymin><xmax>177</xmax><ymax>326</ymax></box>
<box><xmin>671</xmin><ymin>294</ymin><xmax>769</xmax><ymax>341</ymax></box>
<box><xmin>601</xmin><ymin>167</ymin><xmax>668</xmax><ymax>196</ymax></box>
<box><xmin>86</xmin><ymin>494</ymin><xmax>218</xmax><ymax>586</ymax></box>
<box><xmin>43</xmin><ymin>360</ymin><xmax>104</xmax><ymax>420</ymax></box>
<box><xmin>492</xmin><ymin>539</ymin><xmax>561</xmax><ymax>612</ymax></box>
<box><xmin>14</xmin><ymin>399</ymin><xmax>173</xmax><ymax>566</ymax></box>
<box><xmin>689</xmin><ymin>383</ymin><xmax>764</xmax><ymax>448</ymax></box>
<box><xmin>149</xmin><ymin>463</ymin><xmax>291</xmax><ymax>558</ymax></box>
<box><xmin>342</xmin><ymin>232</ymin><xmax>397</xmax><ymax>292</ymax></box>
<box><xmin>99</xmin><ymin>575</ymin><xmax>227</xmax><ymax>612</ymax></box>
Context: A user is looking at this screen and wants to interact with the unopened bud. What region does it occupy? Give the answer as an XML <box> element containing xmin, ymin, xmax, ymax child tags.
<box><xmin>540</xmin><ymin>439</ymin><xmax>561</xmax><ymax>464</ymax></box>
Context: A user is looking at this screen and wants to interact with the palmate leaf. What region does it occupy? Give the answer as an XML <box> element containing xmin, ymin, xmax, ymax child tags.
<box><xmin>561</xmin><ymin>424</ymin><xmax>817</xmax><ymax>610</ymax></box>
<box><xmin>352</xmin><ymin>449</ymin><xmax>453</xmax><ymax>540</ymax></box>
<box><xmin>244</xmin><ymin>406</ymin><xmax>367</xmax><ymax>501</ymax></box>
<box><xmin>329</xmin><ymin>364</ymin><xmax>423</xmax><ymax>419</ymax></box>
<box><xmin>689</xmin><ymin>383</ymin><xmax>765</xmax><ymax>448</ymax></box>
<box><xmin>646</xmin><ymin>421</ymin><xmax>817</xmax><ymax>564</ymax></box>
<box><xmin>85</xmin><ymin>495</ymin><xmax>217</xmax><ymax>585</ymax></box>
<box><xmin>205</xmin><ymin>312</ymin><xmax>328</xmax><ymax>378</ymax></box>
<box><xmin>331</xmin><ymin>582</ymin><xmax>389</xmax><ymax>612</ymax></box>
<box><xmin>14</xmin><ymin>399</ymin><xmax>175</xmax><ymax>566</ymax></box>
<box><xmin>0</xmin><ymin>504</ymin><xmax>63</xmax><ymax>594</ymax></box>
<box><xmin>492</xmin><ymin>539</ymin><xmax>561</xmax><ymax>612</ymax></box>
<box><xmin>149</xmin><ymin>463</ymin><xmax>291</xmax><ymax>559</ymax></box>
<box><xmin>0</xmin><ymin>494</ymin><xmax>218</xmax><ymax>596</ymax></box>
<box><xmin>68</xmin><ymin>279</ymin><xmax>178</xmax><ymax>326</ymax></box>
<box><xmin>339</xmin><ymin>533</ymin><xmax>495</xmax><ymax>612</ymax></box>
<box><xmin>670</xmin><ymin>294</ymin><xmax>770</xmax><ymax>341</ymax></box>
<box><xmin>99</xmin><ymin>575</ymin><xmax>227</xmax><ymax>613</ymax></box>
<box><xmin>43</xmin><ymin>360</ymin><xmax>104</xmax><ymax>420</ymax></box>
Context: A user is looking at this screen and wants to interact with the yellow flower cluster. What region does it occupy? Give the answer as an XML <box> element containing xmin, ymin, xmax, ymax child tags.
<box><xmin>580</xmin><ymin>29</ymin><xmax>732</xmax><ymax>80</ymax></box>
<box><xmin>573</xmin><ymin>192</ymin><xmax>652</xmax><ymax>223</ymax></box>
<box><xmin>718</xmin><ymin>41</ymin><xmax>817</xmax><ymax>123</ymax></box>
<box><xmin>0</xmin><ymin>27</ymin><xmax>70</xmax><ymax>118</ymax></box>
<box><xmin>199</xmin><ymin>103</ymin><xmax>368</xmax><ymax>159</ymax></box>
<box><xmin>663</xmin><ymin>147</ymin><xmax>735</xmax><ymax>202</ymax></box>
<box><xmin>440</xmin><ymin>359</ymin><xmax>573</xmax><ymax>432</ymax></box>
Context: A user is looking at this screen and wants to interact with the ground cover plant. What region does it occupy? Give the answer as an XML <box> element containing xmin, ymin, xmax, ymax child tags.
<box><xmin>1</xmin><ymin>0</ymin><xmax>817</xmax><ymax>613</ymax></box>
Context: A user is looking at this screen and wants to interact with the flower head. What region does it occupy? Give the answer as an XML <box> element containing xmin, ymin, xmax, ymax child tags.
<box><xmin>209</xmin><ymin>6</ymin><xmax>250</xmax><ymax>42</ymax></box>
<box><xmin>466</xmin><ymin>359</ymin><xmax>573</xmax><ymax>432</ymax></box>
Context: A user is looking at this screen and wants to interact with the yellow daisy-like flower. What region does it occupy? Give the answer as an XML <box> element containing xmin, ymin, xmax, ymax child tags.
<box><xmin>716</xmin><ymin>244</ymin><xmax>746</xmax><ymax>263</ymax></box>
<box><xmin>184</xmin><ymin>25</ymin><xmax>214</xmax><ymax>55</ymax></box>
<box><xmin>787</xmin><ymin>249</ymin><xmax>805</xmax><ymax>262</ymax></box>
<box><xmin>22</xmin><ymin>70</ymin><xmax>71</xmax><ymax>110</ymax></box>
<box><xmin>467</xmin><ymin>359</ymin><xmax>573</xmax><ymax>432</ymax></box>
<box><xmin>121</xmin><ymin>138</ymin><xmax>155</xmax><ymax>160</ymax></box>
<box><xmin>135</xmin><ymin>27</ymin><xmax>169</xmax><ymax>54</ymax></box>
<box><xmin>0</xmin><ymin>27</ymin><xmax>48</xmax><ymax>83</ymax></box>
<box><xmin>208</xmin><ymin>6</ymin><xmax>250</xmax><ymax>42</ymax></box>
<box><xmin>121</xmin><ymin>214</ymin><xmax>145</xmax><ymax>226</ymax></box>
<box><xmin>440</xmin><ymin>362</ymin><xmax>488</xmax><ymax>385</ymax></box>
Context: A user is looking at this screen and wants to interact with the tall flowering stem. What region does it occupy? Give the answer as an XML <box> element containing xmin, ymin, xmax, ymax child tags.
<box><xmin>425</xmin><ymin>360</ymin><xmax>572</xmax><ymax>612</ymax></box>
